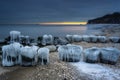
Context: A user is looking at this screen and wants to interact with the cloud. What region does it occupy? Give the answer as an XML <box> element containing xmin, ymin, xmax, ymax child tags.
<box><xmin>0</xmin><ymin>0</ymin><xmax>120</xmax><ymax>23</ymax></box>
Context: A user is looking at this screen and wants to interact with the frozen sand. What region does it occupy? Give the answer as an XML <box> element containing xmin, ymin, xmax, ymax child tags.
<box><xmin>72</xmin><ymin>62</ymin><xmax>120</xmax><ymax>80</ymax></box>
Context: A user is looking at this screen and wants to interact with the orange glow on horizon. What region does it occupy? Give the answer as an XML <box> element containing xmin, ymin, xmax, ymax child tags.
<box><xmin>38</xmin><ymin>22</ymin><xmax>87</xmax><ymax>25</ymax></box>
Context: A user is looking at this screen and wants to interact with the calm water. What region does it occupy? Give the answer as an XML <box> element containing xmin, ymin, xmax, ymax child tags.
<box><xmin>0</xmin><ymin>24</ymin><xmax>87</xmax><ymax>39</ymax></box>
<box><xmin>0</xmin><ymin>24</ymin><xmax>111</xmax><ymax>40</ymax></box>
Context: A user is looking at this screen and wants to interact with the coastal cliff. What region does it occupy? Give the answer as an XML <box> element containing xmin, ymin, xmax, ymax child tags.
<box><xmin>87</xmin><ymin>12</ymin><xmax>120</xmax><ymax>24</ymax></box>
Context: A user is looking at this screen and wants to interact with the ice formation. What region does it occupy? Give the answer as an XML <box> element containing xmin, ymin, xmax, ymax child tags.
<box><xmin>2</xmin><ymin>42</ymin><xmax>22</xmax><ymax>66</ymax></box>
<box><xmin>100</xmin><ymin>47</ymin><xmax>120</xmax><ymax>64</ymax></box>
<box><xmin>65</xmin><ymin>34</ymin><xmax>120</xmax><ymax>43</ymax></box>
<box><xmin>65</xmin><ymin>35</ymin><xmax>73</xmax><ymax>42</ymax></box>
<box><xmin>83</xmin><ymin>47</ymin><xmax>120</xmax><ymax>64</ymax></box>
<box><xmin>90</xmin><ymin>35</ymin><xmax>98</xmax><ymax>42</ymax></box>
<box><xmin>20</xmin><ymin>46</ymin><xmax>38</xmax><ymax>66</ymax></box>
<box><xmin>98</xmin><ymin>36</ymin><xmax>107</xmax><ymax>43</ymax></box>
<box><xmin>37</xmin><ymin>47</ymin><xmax>49</xmax><ymax>65</ymax></box>
<box><xmin>10</xmin><ymin>31</ymin><xmax>21</xmax><ymax>43</ymax></box>
<box><xmin>72</xmin><ymin>35</ymin><xmax>82</xmax><ymax>42</ymax></box>
<box><xmin>19</xmin><ymin>35</ymin><xmax>31</xmax><ymax>45</ymax></box>
<box><xmin>82</xmin><ymin>35</ymin><xmax>91</xmax><ymax>42</ymax></box>
<box><xmin>84</xmin><ymin>47</ymin><xmax>100</xmax><ymax>63</ymax></box>
<box><xmin>54</xmin><ymin>37</ymin><xmax>68</xmax><ymax>45</ymax></box>
<box><xmin>42</xmin><ymin>34</ymin><xmax>53</xmax><ymax>45</ymax></box>
<box><xmin>19</xmin><ymin>35</ymin><xmax>24</xmax><ymax>43</ymax></box>
<box><xmin>72</xmin><ymin>62</ymin><xmax>120</xmax><ymax>80</ymax></box>
<box><xmin>109</xmin><ymin>37</ymin><xmax>120</xmax><ymax>43</ymax></box>
<box><xmin>58</xmin><ymin>44</ymin><xmax>83</xmax><ymax>62</ymax></box>
<box><xmin>24</xmin><ymin>36</ymin><xmax>30</xmax><ymax>45</ymax></box>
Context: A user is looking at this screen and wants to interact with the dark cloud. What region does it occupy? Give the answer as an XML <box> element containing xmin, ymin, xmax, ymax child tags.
<box><xmin>0</xmin><ymin>0</ymin><xmax>120</xmax><ymax>24</ymax></box>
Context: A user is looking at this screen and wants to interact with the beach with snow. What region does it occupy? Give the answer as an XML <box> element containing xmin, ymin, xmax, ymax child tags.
<box><xmin>0</xmin><ymin>24</ymin><xmax>120</xmax><ymax>80</ymax></box>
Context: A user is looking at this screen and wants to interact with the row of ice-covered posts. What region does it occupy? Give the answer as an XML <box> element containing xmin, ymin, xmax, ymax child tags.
<box><xmin>10</xmin><ymin>31</ymin><xmax>30</xmax><ymax>45</ymax></box>
<box><xmin>9</xmin><ymin>31</ymin><xmax>120</xmax><ymax>46</ymax></box>
<box><xmin>2</xmin><ymin>42</ymin><xmax>50</xmax><ymax>67</ymax></box>
<box><xmin>58</xmin><ymin>44</ymin><xmax>120</xmax><ymax>65</ymax></box>
<box><xmin>66</xmin><ymin>35</ymin><xmax>120</xmax><ymax>43</ymax></box>
<box><xmin>2</xmin><ymin>43</ymin><xmax>120</xmax><ymax>67</ymax></box>
<box><xmin>1</xmin><ymin>30</ymin><xmax>120</xmax><ymax>67</ymax></box>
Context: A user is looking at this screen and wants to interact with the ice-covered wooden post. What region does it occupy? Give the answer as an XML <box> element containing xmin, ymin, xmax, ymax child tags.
<box><xmin>42</xmin><ymin>34</ymin><xmax>53</xmax><ymax>45</ymax></box>
<box><xmin>10</xmin><ymin>31</ymin><xmax>21</xmax><ymax>43</ymax></box>
<box><xmin>20</xmin><ymin>46</ymin><xmax>39</xmax><ymax>66</ymax></box>
<box><xmin>2</xmin><ymin>42</ymin><xmax>22</xmax><ymax>66</ymax></box>
<box><xmin>100</xmin><ymin>47</ymin><xmax>120</xmax><ymax>64</ymax></box>
<box><xmin>25</xmin><ymin>36</ymin><xmax>30</xmax><ymax>45</ymax></box>
<box><xmin>84</xmin><ymin>47</ymin><xmax>100</xmax><ymax>63</ymax></box>
<box><xmin>109</xmin><ymin>37</ymin><xmax>120</xmax><ymax>43</ymax></box>
<box><xmin>38</xmin><ymin>47</ymin><xmax>50</xmax><ymax>65</ymax></box>
<box><xmin>82</xmin><ymin>35</ymin><xmax>91</xmax><ymax>42</ymax></box>
<box><xmin>72</xmin><ymin>35</ymin><xmax>82</xmax><ymax>42</ymax></box>
<box><xmin>58</xmin><ymin>44</ymin><xmax>83</xmax><ymax>62</ymax></box>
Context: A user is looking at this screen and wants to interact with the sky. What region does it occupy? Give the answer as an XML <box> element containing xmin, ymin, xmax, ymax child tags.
<box><xmin>0</xmin><ymin>0</ymin><xmax>120</xmax><ymax>24</ymax></box>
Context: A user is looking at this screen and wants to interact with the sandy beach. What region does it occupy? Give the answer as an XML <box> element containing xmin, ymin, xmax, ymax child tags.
<box><xmin>0</xmin><ymin>24</ymin><xmax>120</xmax><ymax>80</ymax></box>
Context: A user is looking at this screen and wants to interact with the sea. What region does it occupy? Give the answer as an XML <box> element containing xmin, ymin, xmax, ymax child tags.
<box><xmin>0</xmin><ymin>24</ymin><xmax>114</xmax><ymax>40</ymax></box>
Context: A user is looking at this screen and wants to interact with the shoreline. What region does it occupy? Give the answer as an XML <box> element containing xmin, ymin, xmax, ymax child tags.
<box><xmin>0</xmin><ymin>24</ymin><xmax>120</xmax><ymax>80</ymax></box>
<box><xmin>0</xmin><ymin>42</ymin><xmax>120</xmax><ymax>80</ymax></box>
<box><xmin>0</xmin><ymin>24</ymin><xmax>119</xmax><ymax>40</ymax></box>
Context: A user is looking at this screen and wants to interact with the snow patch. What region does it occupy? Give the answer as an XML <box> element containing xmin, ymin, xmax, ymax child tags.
<box><xmin>71</xmin><ymin>62</ymin><xmax>120</xmax><ymax>80</ymax></box>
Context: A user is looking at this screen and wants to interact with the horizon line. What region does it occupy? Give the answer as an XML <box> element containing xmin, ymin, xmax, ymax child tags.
<box><xmin>38</xmin><ymin>22</ymin><xmax>87</xmax><ymax>25</ymax></box>
<box><xmin>0</xmin><ymin>21</ymin><xmax>87</xmax><ymax>25</ymax></box>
